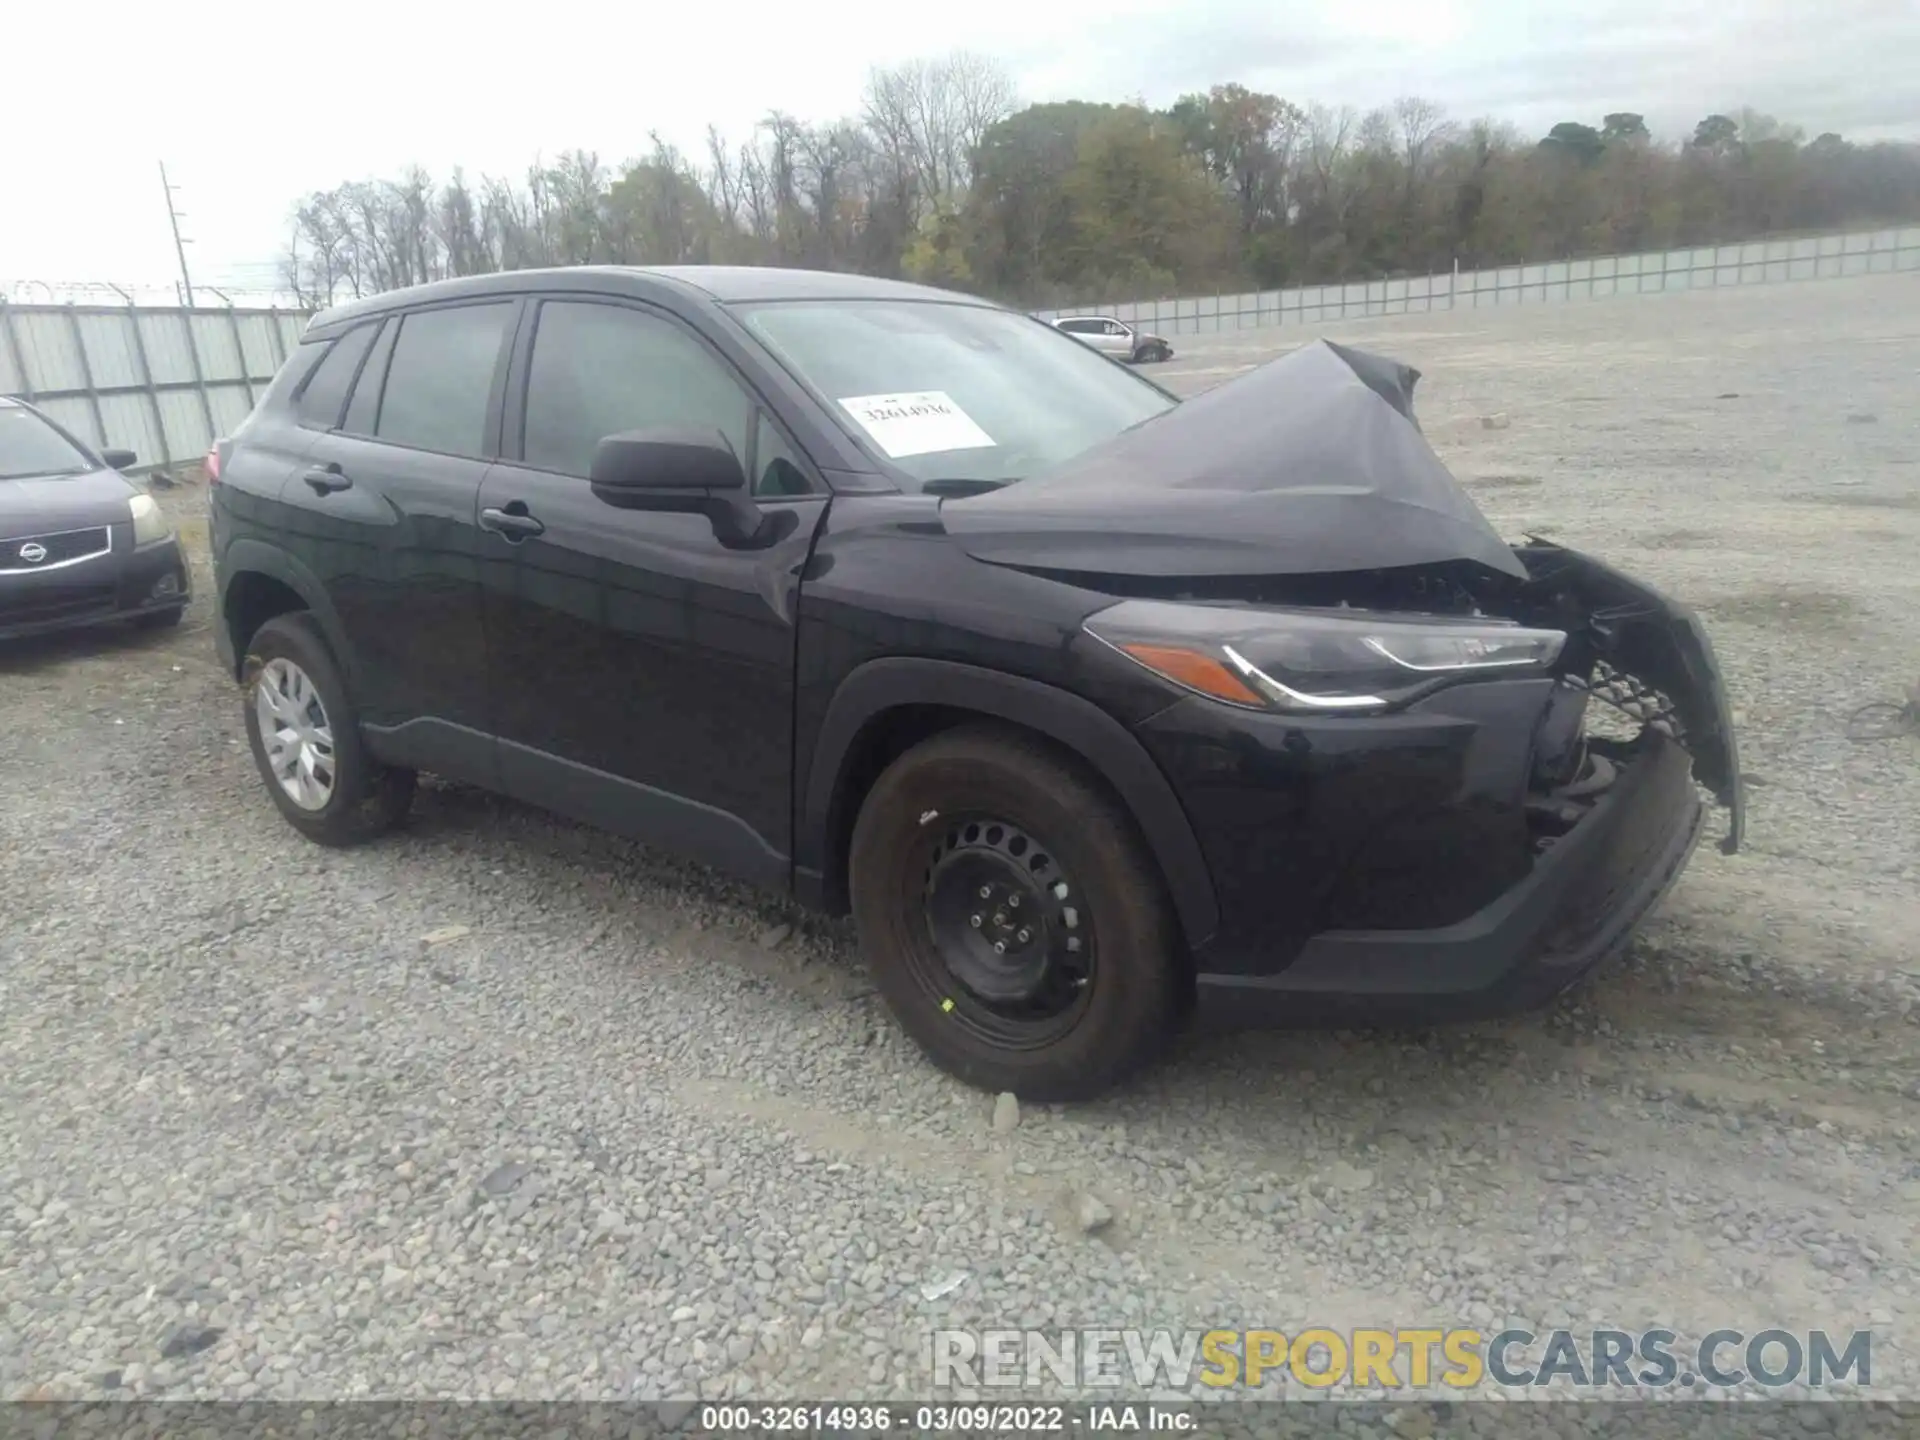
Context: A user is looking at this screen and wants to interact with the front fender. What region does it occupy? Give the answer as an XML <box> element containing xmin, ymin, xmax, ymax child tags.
<box><xmin>799</xmin><ymin>656</ymin><xmax>1220</xmax><ymax>950</ymax></box>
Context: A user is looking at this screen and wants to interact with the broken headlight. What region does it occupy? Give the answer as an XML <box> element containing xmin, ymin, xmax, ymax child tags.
<box><xmin>1083</xmin><ymin>598</ymin><xmax>1566</xmax><ymax>713</ymax></box>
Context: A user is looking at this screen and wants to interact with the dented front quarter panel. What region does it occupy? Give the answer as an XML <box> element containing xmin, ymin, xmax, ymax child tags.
<box><xmin>1514</xmin><ymin>539</ymin><xmax>1744</xmax><ymax>853</ymax></box>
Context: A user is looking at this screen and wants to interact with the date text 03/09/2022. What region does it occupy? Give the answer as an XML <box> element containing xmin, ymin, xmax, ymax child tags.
<box><xmin>693</xmin><ymin>1402</ymin><xmax>1193</xmax><ymax>1432</ymax></box>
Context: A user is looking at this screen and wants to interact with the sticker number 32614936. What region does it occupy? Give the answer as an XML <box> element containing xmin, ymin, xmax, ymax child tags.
<box><xmin>838</xmin><ymin>391</ymin><xmax>996</xmax><ymax>459</ymax></box>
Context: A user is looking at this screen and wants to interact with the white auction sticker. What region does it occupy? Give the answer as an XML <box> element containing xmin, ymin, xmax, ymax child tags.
<box><xmin>837</xmin><ymin>391</ymin><xmax>996</xmax><ymax>459</ymax></box>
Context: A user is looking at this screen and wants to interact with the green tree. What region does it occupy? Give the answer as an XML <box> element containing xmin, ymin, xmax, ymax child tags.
<box><xmin>1692</xmin><ymin>114</ymin><xmax>1742</xmax><ymax>154</ymax></box>
<box><xmin>963</xmin><ymin>102</ymin><xmax>1118</xmax><ymax>296</ymax></box>
<box><xmin>1539</xmin><ymin>122</ymin><xmax>1606</xmax><ymax>165</ymax></box>
<box><xmin>1058</xmin><ymin>106</ymin><xmax>1234</xmax><ymax>296</ymax></box>
<box><xmin>1601</xmin><ymin>113</ymin><xmax>1650</xmax><ymax>144</ymax></box>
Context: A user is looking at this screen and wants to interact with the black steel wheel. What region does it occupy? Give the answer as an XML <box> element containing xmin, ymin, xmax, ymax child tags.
<box><xmin>917</xmin><ymin>814</ymin><xmax>1095</xmax><ymax>1048</ymax></box>
<box><xmin>850</xmin><ymin>723</ymin><xmax>1181</xmax><ymax>1100</ymax></box>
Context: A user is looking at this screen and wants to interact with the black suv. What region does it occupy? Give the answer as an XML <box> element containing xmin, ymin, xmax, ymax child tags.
<box><xmin>210</xmin><ymin>266</ymin><xmax>1742</xmax><ymax>1100</ymax></box>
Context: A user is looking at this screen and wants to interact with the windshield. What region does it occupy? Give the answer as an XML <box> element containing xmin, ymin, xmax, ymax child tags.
<box><xmin>0</xmin><ymin>405</ymin><xmax>93</xmax><ymax>480</ymax></box>
<box><xmin>734</xmin><ymin>300</ymin><xmax>1176</xmax><ymax>489</ymax></box>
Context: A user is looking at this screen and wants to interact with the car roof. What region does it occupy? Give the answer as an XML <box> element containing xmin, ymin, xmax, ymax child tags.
<box><xmin>1054</xmin><ymin>315</ymin><xmax>1117</xmax><ymax>322</ymax></box>
<box><xmin>307</xmin><ymin>265</ymin><xmax>999</xmax><ymax>335</ymax></box>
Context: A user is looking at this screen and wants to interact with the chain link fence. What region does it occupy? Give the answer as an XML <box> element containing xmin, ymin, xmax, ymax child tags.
<box><xmin>1033</xmin><ymin>225</ymin><xmax>1920</xmax><ymax>336</ymax></box>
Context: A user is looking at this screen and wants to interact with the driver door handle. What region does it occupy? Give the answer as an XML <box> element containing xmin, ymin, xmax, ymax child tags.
<box><xmin>480</xmin><ymin>505</ymin><xmax>545</xmax><ymax>540</ymax></box>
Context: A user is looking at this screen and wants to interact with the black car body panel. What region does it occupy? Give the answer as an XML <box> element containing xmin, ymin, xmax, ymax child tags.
<box><xmin>212</xmin><ymin>266</ymin><xmax>1741</xmax><ymax>1044</ymax></box>
<box><xmin>1195</xmin><ymin>729</ymin><xmax>1705</xmax><ymax>1023</ymax></box>
<box><xmin>0</xmin><ymin>398</ymin><xmax>190</xmax><ymax>641</ymax></box>
<box><xmin>941</xmin><ymin>339</ymin><xmax>1530</xmax><ymax>581</ymax></box>
<box><xmin>3</xmin><ymin>468</ymin><xmax>149</xmax><ymax>533</ymax></box>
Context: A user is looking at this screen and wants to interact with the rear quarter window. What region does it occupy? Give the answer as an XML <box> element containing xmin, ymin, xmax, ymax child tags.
<box><xmin>295</xmin><ymin>323</ymin><xmax>380</xmax><ymax>429</ymax></box>
<box><xmin>254</xmin><ymin>340</ymin><xmax>327</xmax><ymax>416</ymax></box>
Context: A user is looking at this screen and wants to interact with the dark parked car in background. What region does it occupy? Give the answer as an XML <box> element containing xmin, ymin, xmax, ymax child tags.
<box><xmin>0</xmin><ymin>396</ymin><xmax>189</xmax><ymax>641</ymax></box>
<box><xmin>209</xmin><ymin>266</ymin><xmax>1741</xmax><ymax>1100</ymax></box>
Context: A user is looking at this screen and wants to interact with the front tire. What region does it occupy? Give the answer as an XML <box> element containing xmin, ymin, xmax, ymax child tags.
<box><xmin>849</xmin><ymin>724</ymin><xmax>1181</xmax><ymax>1101</ymax></box>
<box><xmin>241</xmin><ymin>613</ymin><xmax>415</xmax><ymax>846</ymax></box>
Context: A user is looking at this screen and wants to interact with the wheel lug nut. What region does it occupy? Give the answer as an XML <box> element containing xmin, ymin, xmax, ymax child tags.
<box><xmin>993</xmin><ymin>941</ymin><xmax>1006</xmax><ymax>954</ymax></box>
<box><xmin>994</xmin><ymin>912</ymin><xmax>1007</xmax><ymax>927</ymax></box>
<box><xmin>1008</xmin><ymin>895</ymin><xmax>1020</xmax><ymax>909</ymax></box>
<box><xmin>1017</xmin><ymin>928</ymin><xmax>1031</xmax><ymax>943</ymax></box>
<box><xmin>978</xmin><ymin>885</ymin><xmax>992</xmax><ymax>899</ymax></box>
<box><xmin>970</xmin><ymin>914</ymin><xmax>982</xmax><ymax>928</ymax></box>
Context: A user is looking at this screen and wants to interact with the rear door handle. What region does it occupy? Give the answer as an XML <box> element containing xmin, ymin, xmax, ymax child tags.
<box><xmin>302</xmin><ymin>465</ymin><xmax>351</xmax><ymax>495</ymax></box>
<box><xmin>479</xmin><ymin>505</ymin><xmax>545</xmax><ymax>540</ymax></box>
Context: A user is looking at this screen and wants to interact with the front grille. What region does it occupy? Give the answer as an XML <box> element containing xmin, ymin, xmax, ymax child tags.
<box><xmin>1576</xmin><ymin>660</ymin><xmax>1685</xmax><ymax>741</ymax></box>
<box><xmin>0</xmin><ymin>580</ymin><xmax>117</xmax><ymax>624</ymax></box>
<box><xmin>0</xmin><ymin>526</ymin><xmax>112</xmax><ymax>573</ymax></box>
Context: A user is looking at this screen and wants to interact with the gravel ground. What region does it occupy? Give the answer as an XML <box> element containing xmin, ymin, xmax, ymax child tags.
<box><xmin>1</xmin><ymin>273</ymin><xmax>1915</xmax><ymax>1411</ymax></box>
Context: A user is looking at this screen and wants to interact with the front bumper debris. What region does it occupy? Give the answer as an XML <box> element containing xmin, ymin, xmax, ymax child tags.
<box><xmin>1194</xmin><ymin>731</ymin><xmax>1704</xmax><ymax>1025</ymax></box>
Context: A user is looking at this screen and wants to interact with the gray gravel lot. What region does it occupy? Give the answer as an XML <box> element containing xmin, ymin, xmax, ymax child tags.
<box><xmin>2</xmin><ymin>273</ymin><xmax>1916</xmax><ymax>1408</ymax></box>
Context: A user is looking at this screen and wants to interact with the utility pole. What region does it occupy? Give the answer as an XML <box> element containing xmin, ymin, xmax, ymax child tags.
<box><xmin>159</xmin><ymin>161</ymin><xmax>195</xmax><ymax>307</ymax></box>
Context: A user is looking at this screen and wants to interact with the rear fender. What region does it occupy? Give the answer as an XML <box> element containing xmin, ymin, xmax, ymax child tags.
<box><xmin>217</xmin><ymin>538</ymin><xmax>357</xmax><ymax>687</ymax></box>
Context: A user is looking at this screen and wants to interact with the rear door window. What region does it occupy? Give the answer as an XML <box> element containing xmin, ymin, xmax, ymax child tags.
<box><xmin>295</xmin><ymin>322</ymin><xmax>378</xmax><ymax>429</ymax></box>
<box><xmin>374</xmin><ymin>302</ymin><xmax>515</xmax><ymax>458</ymax></box>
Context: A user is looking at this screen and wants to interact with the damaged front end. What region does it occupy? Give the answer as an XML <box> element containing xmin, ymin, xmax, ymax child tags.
<box><xmin>939</xmin><ymin>337</ymin><xmax>1741</xmax><ymax>1011</ymax></box>
<box><xmin>1505</xmin><ymin>539</ymin><xmax>1744</xmax><ymax>856</ymax></box>
<box><xmin>1072</xmin><ymin>551</ymin><xmax>1740</xmax><ymax>1014</ymax></box>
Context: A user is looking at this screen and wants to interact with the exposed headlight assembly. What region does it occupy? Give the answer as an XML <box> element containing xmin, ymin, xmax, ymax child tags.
<box><xmin>1083</xmin><ymin>598</ymin><xmax>1566</xmax><ymax>713</ymax></box>
<box><xmin>129</xmin><ymin>492</ymin><xmax>173</xmax><ymax>547</ymax></box>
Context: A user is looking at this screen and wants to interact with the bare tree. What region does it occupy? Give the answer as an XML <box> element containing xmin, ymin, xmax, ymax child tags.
<box><xmin>1393</xmin><ymin>96</ymin><xmax>1454</xmax><ymax>186</ymax></box>
<box><xmin>863</xmin><ymin>51</ymin><xmax>1015</xmax><ymax>221</ymax></box>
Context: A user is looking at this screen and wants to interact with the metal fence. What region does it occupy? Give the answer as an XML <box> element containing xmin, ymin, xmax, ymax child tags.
<box><xmin>4</xmin><ymin>224</ymin><xmax>1917</xmax><ymax>472</ymax></box>
<box><xmin>0</xmin><ymin>303</ymin><xmax>308</xmax><ymax>474</ymax></box>
<box><xmin>1034</xmin><ymin>225</ymin><xmax>1920</xmax><ymax>337</ymax></box>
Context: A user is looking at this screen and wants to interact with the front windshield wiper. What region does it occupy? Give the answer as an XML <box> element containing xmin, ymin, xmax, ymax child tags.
<box><xmin>922</xmin><ymin>477</ymin><xmax>1017</xmax><ymax>498</ymax></box>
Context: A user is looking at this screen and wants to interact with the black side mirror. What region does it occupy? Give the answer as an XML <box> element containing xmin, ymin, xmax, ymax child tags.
<box><xmin>588</xmin><ymin>427</ymin><xmax>767</xmax><ymax>547</ymax></box>
<box><xmin>100</xmin><ymin>447</ymin><xmax>137</xmax><ymax>470</ymax></box>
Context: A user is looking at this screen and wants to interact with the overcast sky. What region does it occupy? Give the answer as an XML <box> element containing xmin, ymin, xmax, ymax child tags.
<box><xmin>6</xmin><ymin>0</ymin><xmax>1915</xmax><ymax>295</ymax></box>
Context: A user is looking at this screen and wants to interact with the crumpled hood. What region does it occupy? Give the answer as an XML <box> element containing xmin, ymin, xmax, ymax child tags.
<box><xmin>940</xmin><ymin>338</ymin><xmax>1528</xmax><ymax>581</ymax></box>
<box><xmin>0</xmin><ymin>467</ymin><xmax>138</xmax><ymax>535</ymax></box>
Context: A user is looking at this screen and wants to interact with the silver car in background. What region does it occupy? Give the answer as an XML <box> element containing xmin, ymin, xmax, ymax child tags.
<box><xmin>1050</xmin><ymin>315</ymin><xmax>1174</xmax><ymax>364</ymax></box>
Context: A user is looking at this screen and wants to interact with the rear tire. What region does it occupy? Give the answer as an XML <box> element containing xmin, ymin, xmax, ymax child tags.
<box><xmin>241</xmin><ymin>613</ymin><xmax>415</xmax><ymax>846</ymax></box>
<box><xmin>849</xmin><ymin>724</ymin><xmax>1181</xmax><ymax>1101</ymax></box>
